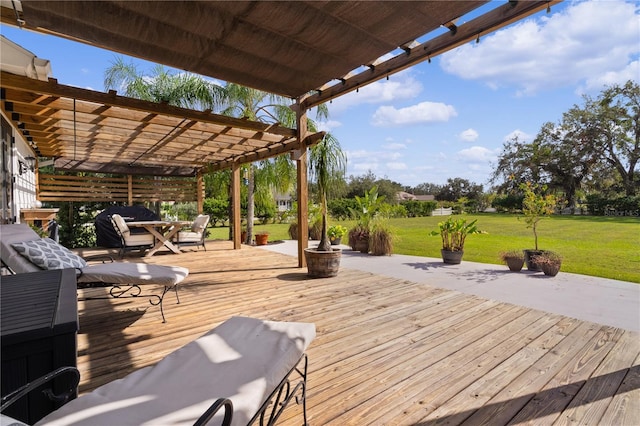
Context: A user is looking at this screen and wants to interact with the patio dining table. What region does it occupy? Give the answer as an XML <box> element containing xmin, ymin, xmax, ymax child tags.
<box><xmin>127</xmin><ymin>220</ymin><xmax>191</xmax><ymax>257</ymax></box>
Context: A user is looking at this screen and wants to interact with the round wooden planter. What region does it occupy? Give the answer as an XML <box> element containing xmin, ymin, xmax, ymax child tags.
<box><xmin>304</xmin><ymin>248</ymin><xmax>342</xmax><ymax>278</ymax></box>
<box><xmin>255</xmin><ymin>234</ymin><xmax>269</xmax><ymax>245</ymax></box>
<box><xmin>505</xmin><ymin>257</ymin><xmax>525</xmax><ymax>272</ymax></box>
<box><xmin>441</xmin><ymin>249</ymin><xmax>464</xmax><ymax>264</ymax></box>
<box><xmin>541</xmin><ymin>262</ymin><xmax>561</xmax><ymax>277</ymax></box>
<box><xmin>354</xmin><ymin>237</ymin><xmax>369</xmax><ymax>253</ymax></box>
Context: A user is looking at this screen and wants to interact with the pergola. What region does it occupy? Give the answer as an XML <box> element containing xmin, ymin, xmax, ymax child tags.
<box><xmin>0</xmin><ymin>0</ymin><xmax>558</xmax><ymax>266</ymax></box>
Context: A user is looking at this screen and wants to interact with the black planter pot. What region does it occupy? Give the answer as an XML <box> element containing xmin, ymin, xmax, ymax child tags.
<box><xmin>441</xmin><ymin>249</ymin><xmax>464</xmax><ymax>264</ymax></box>
<box><xmin>523</xmin><ymin>249</ymin><xmax>544</xmax><ymax>271</ymax></box>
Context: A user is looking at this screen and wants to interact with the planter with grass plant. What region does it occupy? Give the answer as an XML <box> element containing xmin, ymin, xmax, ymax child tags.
<box><xmin>500</xmin><ymin>250</ymin><xmax>525</xmax><ymax>272</ymax></box>
<box><xmin>430</xmin><ymin>217</ymin><xmax>482</xmax><ymax>264</ymax></box>
<box><xmin>370</xmin><ymin>219</ymin><xmax>394</xmax><ymax>256</ymax></box>
<box><xmin>532</xmin><ymin>251</ymin><xmax>562</xmax><ymax>276</ymax></box>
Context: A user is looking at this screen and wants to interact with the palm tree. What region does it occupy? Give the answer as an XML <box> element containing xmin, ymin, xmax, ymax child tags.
<box><xmin>104</xmin><ymin>57</ymin><xmax>225</xmax><ymax>109</ymax></box>
<box><xmin>221</xmin><ymin>83</ymin><xmax>335</xmax><ymax>244</ymax></box>
<box><xmin>309</xmin><ymin>134</ymin><xmax>347</xmax><ymax>251</ymax></box>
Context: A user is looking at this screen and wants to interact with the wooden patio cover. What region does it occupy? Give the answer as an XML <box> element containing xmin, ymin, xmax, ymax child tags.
<box><xmin>0</xmin><ymin>0</ymin><xmax>558</xmax><ymax>261</ymax></box>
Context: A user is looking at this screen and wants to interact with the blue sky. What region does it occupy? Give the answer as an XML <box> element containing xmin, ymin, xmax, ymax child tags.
<box><xmin>1</xmin><ymin>0</ymin><xmax>638</xmax><ymax>188</ymax></box>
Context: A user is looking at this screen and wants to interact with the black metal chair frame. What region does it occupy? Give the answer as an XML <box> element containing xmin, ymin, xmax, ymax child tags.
<box><xmin>194</xmin><ymin>354</ymin><xmax>310</xmax><ymax>426</ymax></box>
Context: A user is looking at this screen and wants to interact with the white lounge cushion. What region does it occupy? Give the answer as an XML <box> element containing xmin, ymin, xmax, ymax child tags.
<box><xmin>77</xmin><ymin>263</ymin><xmax>188</xmax><ymax>286</ymax></box>
<box><xmin>36</xmin><ymin>316</ymin><xmax>316</xmax><ymax>426</ymax></box>
<box><xmin>110</xmin><ymin>214</ymin><xmax>130</xmax><ymax>237</ymax></box>
<box><xmin>1</xmin><ymin>413</ymin><xmax>28</xmax><ymax>426</ymax></box>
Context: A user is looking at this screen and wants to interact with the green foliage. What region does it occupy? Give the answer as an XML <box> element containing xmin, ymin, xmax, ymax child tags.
<box><xmin>162</xmin><ymin>202</ymin><xmax>197</xmax><ymax>221</ymax></box>
<box><xmin>349</xmin><ymin>186</ymin><xmax>386</xmax><ymax>230</ymax></box>
<box><xmin>520</xmin><ymin>182</ymin><xmax>557</xmax><ymax>250</ymax></box>
<box><xmin>379</xmin><ymin>203</ymin><xmax>408</xmax><ymax>218</ymax></box>
<box><xmin>585</xmin><ymin>194</ymin><xmax>640</xmax><ymax>216</ymax></box>
<box><xmin>256</xmin><ymin>202</ymin><xmax>276</xmax><ymax>224</ymax></box>
<box><xmin>400</xmin><ymin>200</ymin><xmax>437</xmax><ymax>217</ymax></box>
<box><xmin>328</xmin><ymin>198</ymin><xmax>357</xmax><ymax>221</ymax></box>
<box><xmin>203</xmin><ymin>197</ymin><xmax>229</xmax><ymax>226</ymax></box>
<box><xmin>327</xmin><ymin>225</ymin><xmax>347</xmax><ymax>239</ymax></box>
<box><xmin>492</xmin><ymin>194</ymin><xmax>524</xmax><ymax>213</ymax></box>
<box><xmin>429</xmin><ymin>217</ymin><xmax>482</xmax><ymax>252</ymax></box>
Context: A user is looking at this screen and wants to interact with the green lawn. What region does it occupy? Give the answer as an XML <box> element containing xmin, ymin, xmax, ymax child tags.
<box><xmin>206</xmin><ymin>214</ymin><xmax>640</xmax><ymax>283</ymax></box>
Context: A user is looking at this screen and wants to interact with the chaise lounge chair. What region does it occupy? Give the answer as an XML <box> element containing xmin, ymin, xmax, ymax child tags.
<box><xmin>0</xmin><ymin>223</ymin><xmax>189</xmax><ymax>322</ymax></box>
<box><xmin>0</xmin><ymin>317</ymin><xmax>316</xmax><ymax>426</ymax></box>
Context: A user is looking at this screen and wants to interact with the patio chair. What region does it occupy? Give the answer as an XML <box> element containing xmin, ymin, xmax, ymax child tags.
<box><xmin>172</xmin><ymin>214</ymin><xmax>210</xmax><ymax>251</ymax></box>
<box><xmin>0</xmin><ymin>223</ymin><xmax>188</xmax><ymax>322</ymax></box>
<box><xmin>110</xmin><ymin>213</ymin><xmax>155</xmax><ymax>257</ymax></box>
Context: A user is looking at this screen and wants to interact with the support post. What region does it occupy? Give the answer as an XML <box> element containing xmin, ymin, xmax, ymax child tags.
<box><xmin>296</xmin><ymin>103</ymin><xmax>309</xmax><ymax>268</ymax></box>
<box><xmin>127</xmin><ymin>175</ymin><xmax>133</xmax><ymax>205</ymax></box>
<box><xmin>197</xmin><ymin>172</ymin><xmax>204</xmax><ymax>214</ymax></box>
<box><xmin>231</xmin><ymin>162</ymin><xmax>241</xmax><ymax>250</ymax></box>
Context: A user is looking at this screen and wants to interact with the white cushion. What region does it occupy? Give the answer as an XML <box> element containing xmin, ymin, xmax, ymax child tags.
<box><xmin>77</xmin><ymin>263</ymin><xmax>189</xmax><ymax>286</ymax></box>
<box><xmin>36</xmin><ymin>317</ymin><xmax>316</xmax><ymax>426</ymax></box>
<box><xmin>123</xmin><ymin>232</ymin><xmax>154</xmax><ymax>246</ymax></box>
<box><xmin>190</xmin><ymin>215</ymin><xmax>209</xmax><ymax>233</ymax></box>
<box><xmin>110</xmin><ymin>214</ymin><xmax>130</xmax><ymax>237</ymax></box>
<box><xmin>11</xmin><ymin>238</ymin><xmax>88</xmax><ymax>270</ymax></box>
<box><xmin>1</xmin><ymin>413</ymin><xmax>28</xmax><ymax>426</ymax></box>
<box><xmin>174</xmin><ymin>231</ymin><xmax>202</xmax><ymax>243</ymax></box>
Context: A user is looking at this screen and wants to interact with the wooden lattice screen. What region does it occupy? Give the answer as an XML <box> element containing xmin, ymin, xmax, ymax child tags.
<box><xmin>38</xmin><ymin>174</ymin><xmax>200</xmax><ymax>203</ymax></box>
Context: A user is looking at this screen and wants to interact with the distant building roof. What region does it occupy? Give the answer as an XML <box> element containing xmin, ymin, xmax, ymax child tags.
<box><xmin>396</xmin><ymin>192</ymin><xmax>435</xmax><ymax>202</ymax></box>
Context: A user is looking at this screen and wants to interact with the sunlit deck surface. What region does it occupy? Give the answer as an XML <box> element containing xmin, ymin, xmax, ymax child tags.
<box><xmin>74</xmin><ymin>241</ymin><xmax>639</xmax><ymax>425</ymax></box>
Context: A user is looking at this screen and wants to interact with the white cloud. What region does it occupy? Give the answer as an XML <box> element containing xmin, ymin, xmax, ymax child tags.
<box><xmin>383</xmin><ymin>142</ymin><xmax>407</xmax><ymax>150</ymax></box>
<box><xmin>459</xmin><ymin>128</ymin><xmax>479</xmax><ymax>142</ymax></box>
<box><xmin>386</xmin><ymin>162</ymin><xmax>408</xmax><ymax>170</ymax></box>
<box><xmin>457</xmin><ymin>146</ymin><xmax>499</xmax><ymax>164</ymax></box>
<box><xmin>329</xmin><ymin>71</ymin><xmax>423</xmax><ymax>113</ymax></box>
<box><xmin>316</xmin><ymin>119</ymin><xmax>342</xmax><ymax>132</ymax></box>
<box><xmin>371</xmin><ymin>101</ymin><xmax>457</xmax><ymax>126</ymax></box>
<box><xmin>504</xmin><ymin>129</ymin><xmax>533</xmax><ymax>142</ymax></box>
<box><xmin>353</xmin><ymin>162</ymin><xmax>379</xmax><ymax>171</ymax></box>
<box><xmin>440</xmin><ymin>0</ymin><xmax>640</xmax><ymax>95</ymax></box>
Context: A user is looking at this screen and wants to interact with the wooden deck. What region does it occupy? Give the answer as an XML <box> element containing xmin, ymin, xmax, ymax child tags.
<box><xmin>74</xmin><ymin>241</ymin><xmax>639</xmax><ymax>425</ymax></box>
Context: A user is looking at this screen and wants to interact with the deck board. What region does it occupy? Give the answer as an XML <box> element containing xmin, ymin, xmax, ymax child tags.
<box><xmin>71</xmin><ymin>241</ymin><xmax>639</xmax><ymax>425</ymax></box>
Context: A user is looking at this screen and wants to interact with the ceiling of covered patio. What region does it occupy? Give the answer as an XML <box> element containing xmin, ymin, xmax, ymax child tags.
<box><xmin>0</xmin><ymin>0</ymin><xmax>557</xmax><ymax>175</ymax></box>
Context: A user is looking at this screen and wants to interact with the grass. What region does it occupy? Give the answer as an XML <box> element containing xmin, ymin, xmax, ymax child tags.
<box><xmin>206</xmin><ymin>214</ymin><xmax>640</xmax><ymax>283</ymax></box>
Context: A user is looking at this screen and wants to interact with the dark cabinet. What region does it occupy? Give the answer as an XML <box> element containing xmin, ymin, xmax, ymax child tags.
<box><xmin>1</xmin><ymin>269</ymin><xmax>78</xmax><ymax>424</ymax></box>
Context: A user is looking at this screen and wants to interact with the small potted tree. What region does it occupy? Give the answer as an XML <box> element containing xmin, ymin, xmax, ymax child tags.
<box><xmin>500</xmin><ymin>250</ymin><xmax>525</xmax><ymax>272</ymax></box>
<box><xmin>304</xmin><ymin>135</ymin><xmax>347</xmax><ymax>278</ymax></box>
<box><xmin>430</xmin><ymin>217</ymin><xmax>482</xmax><ymax>264</ymax></box>
<box><xmin>520</xmin><ymin>182</ymin><xmax>557</xmax><ymax>271</ymax></box>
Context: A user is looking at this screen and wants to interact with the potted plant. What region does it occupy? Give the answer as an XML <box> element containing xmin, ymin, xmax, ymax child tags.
<box><xmin>304</xmin><ymin>135</ymin><xmax>347</xmax><ymax>278</ymax></box>
<box><xmin>370</xmin><ymin>218</ymin><xmax>394</xmax><ymax>256</ymax></box>
<box><xmin>328</xmin><ymin>225</ymin><xmax>347</xmax><ymax>245</ymax></box>
<box><xmin>532</xmin><ymin>251</ymin><xmax>562</xmax><ymax>276</ymax></box>
<box><xmin>520</xmin><ymin>182</ymin><xmax>557</xmax><ymax>271</ymax></box>
<box><xmin>255</xmin><ymin>231</ymin><xmax>269</xmax><ymax>246</ymax></box>
<box><xmin>348</xmin><ymin>186</ymin><xmax>385</xmax><ymax>254</ymax></box>
<box><xmin>430</xmin><ymin>217</ymin><xmax>482</xmax><ymax>264</ymax></box>
<box><xmin>500</xmin><ymin>250</ymin><xmax>525</xmax><ymax>272</ymax></box>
